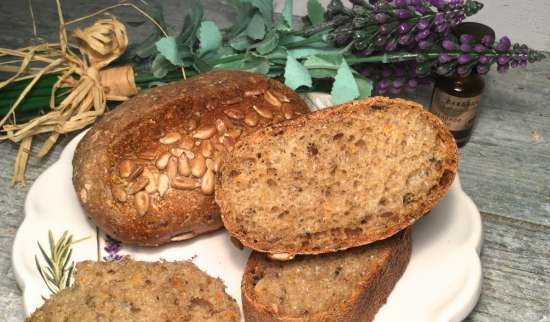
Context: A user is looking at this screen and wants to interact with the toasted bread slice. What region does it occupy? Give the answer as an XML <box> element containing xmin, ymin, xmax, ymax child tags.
<box><xmin>26</xmin><ymin>258</ymin><xmax>240</xmax><ymax>322</ymax></box>
<box><xmin>242</xmin><ymin>229</ymin><xmax>412</xmax><ymax>322</ymax></box>
<box><xmin>217</xmin><ymin>97</ymin><xmax>457</xmax><ymax>256</ymax></box>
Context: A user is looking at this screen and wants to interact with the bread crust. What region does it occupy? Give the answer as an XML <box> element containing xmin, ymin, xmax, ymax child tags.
<box><xmin>217</xmin><ymin>96</ymin><xmax>457</xmax><ymax>255</ymax></box>
<box><xmin>242</xmin><ymin>229</ymin><xmax>412</xmax><ymax>322</ymax></box>
<box><xmin>72</xmin><ymin>70</ymin><xmax>309</xmax><ymax>246</ymax></box>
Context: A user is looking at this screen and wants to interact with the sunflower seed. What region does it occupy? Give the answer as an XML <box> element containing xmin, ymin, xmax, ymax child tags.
<box><xmin>178</xmin><ymin>154</ymin><xmax>191</xmax><ymax>176</ymax></box>
<box><xmin>264</xmin><ymin>90</ymin><xmax>282</xmax><ymax>107</ymax></box>
<box><xmin>158</xmin><ymin>174</ymin><xmax>170</xmax><ymax>196</ymax></box>
<box><xmin>112</xmin><ymin>185</ymin><xmax>127</xmax><ymax>202</ymax></box>
<box><xmin>186</xmin><ymin>118</ymin><xmax>198</xmax><ymax>131</ymax></box>
<box><xmin>201</xmin><ymin>169</ymin><xmax>215</xmax><ymax>195</ymax></box>
<box><xmin>222</xmin><ymin>96</ymin><xmax>243</xmax><ymax>105</ymax></box>
<box><xmin>127</xmin><ymin>176</ymin><xmax>149</xmax><ymax>194</ymax></box>
<box><xmin>224</xmin><ymin>108</ymin><xmax>245</xmax><ymax>120</ymax></box>
<box><xmin>226</xmin><ymin>128</ymin><xmax>242</xmax><ymax>139</ymax></box>
<box><xmin>193</xmin><ymin>126</ymin><xmax>216</xmax><ymax>139</ymax></box>
<box><xmin>143</xmin><ymin>168</ymin><xmax>158</xmax><ymax>193</ymax></box>
<box><xmin>282</xmin><ymin>104</ymin><xmax>294</xmax><ymax>119</ymax></box>
<box><xmin>167</xmin><ymin>156</ymin><xmax>178</xmax><ymax>179</ymax></box>
<box><xmin>244</xmin><ymin>111</ymin><xmax>259</xmax><ymax>126</ymax></box>
<box><xmin>159</xmin><ymin>132</ymin><xmax>181</xmax><ymax>144</ymax></box>
<box><xmin>171</xmin><ymin>177</ymin><xmax>201</xmax><ymax>190</ymax></box>
<box><xmin>127</xmin><ymin>166</ymin><xmax>144</xmax><ymax>181</ymax></box>
<box><xmin>191</xmin><ymin>154</ymin><xmax>207</xmax><ymax>177</ymax></box>
<box><xmin>170</xmin><ymin>148</ymin><xmax>185</xmax><ymax>157</ymax></box>
<box><xmin>183</xmin><ymin>150</ymin><xmax>195</xmax><ymax>159</ymax></box>
<box><xmin>155</xmin><ymin>152</ymin><xmax>171</xmax><ymax>170</ymax></box>
<box><xmin>206</xmin><ymin>158</ymin><xmax>215</xmax><ymax>170</ymax></box>
<box><xmin>271</xmin><ymin>90</ymin><xmax>290</xmax><ymax>103</ymax></box>
<box><xmin>119</xmin><ymin>160</ymin><xmax>134</xmax><ymax>178</ymax></box>
<box><xmin>134</xmin><ymin>191</ymin><xmax>150</xmax><ymax>215</ymax></box>
<box><xmin>179</xmin><ymin>136</ymin><xmax>195</xmax><ymax>150</ymax></box>
<box><xmin>244</xmin><ymin>89</ymin><xmax>263</xmax><ymax>97</ymax></box>
<box><xmin>201</xmin><ymin>140</ymin><xmax>214</xmax><ymax>158</ymax></box>
<box><xmin>267</xmin><ymin>253</ymin><xmax>295</xmax><ymax>261</ymax></box>
<box><xmin>253</xmin><ymin>105</ymin><xmax>273</xmax><ymax>119</ymax></box>
<box><xmin>170</xmin><ymin>232</ymin><xmax>196</xmax><ymax>242</ymax></box>
<box><xmin>216</xmin><ymin>119</ymin><xmax>227</xmax><ymax>135</ymax></box>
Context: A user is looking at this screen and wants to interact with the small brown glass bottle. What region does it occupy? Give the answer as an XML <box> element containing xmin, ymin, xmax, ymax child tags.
<box><xmin>429</xmin><ymin>22</ymin><xmax>494</xmax><ymax>147</ymax></box>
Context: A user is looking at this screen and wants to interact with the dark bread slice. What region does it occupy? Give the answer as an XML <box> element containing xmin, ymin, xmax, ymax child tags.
<box><xmin>72</xmin><ymin>70</ymin><xmax>309</xmax><ymax>246</ymax></box>
<box><xmin>26</xmin><ymin>258</ymin><xmax>240</xmax><ymax>322</ymax></box>
<box><xmin>217</xmin><ymin>97</ymin><xmax>457</xmax><ymax>256</ymax></box>
<box><xmin>242</xmin><ymin>229</ymin><xmax>412</xmax><ymax>322</ymax></box>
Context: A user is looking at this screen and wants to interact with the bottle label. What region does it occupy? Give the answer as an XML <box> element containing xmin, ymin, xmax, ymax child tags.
<box><xmin>430</xmin><ymin>89</ymin><xmax>481</xmax><ymax>132</ymax></box>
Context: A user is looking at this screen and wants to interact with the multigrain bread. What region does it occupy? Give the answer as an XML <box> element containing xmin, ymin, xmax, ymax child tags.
<box><xmin>26</xmin><ymin>258</ymin><xmax>240</xmax><ymax>322</ymax></box>
<box><xmin>242</xmin><ymin>229</ymin><xmax>412</xmax><ymax>322</ymax></box>
<box><xmin>73</xmin><ymin>70</ymin><xmax>309</xmax><ymax>246</ymax></box>
<box><xmin>217</xmin><ymin>97</ymin><xmax>457</xmax><ymax>257</ymax></box>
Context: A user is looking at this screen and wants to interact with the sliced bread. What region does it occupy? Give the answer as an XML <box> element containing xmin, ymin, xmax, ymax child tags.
<box><xmin>26</xmin><ymin>258</ymin><xmax>240</xmax><ymax>322</ymax></box>
<box><xmin>216</xmin><ymin>97</ymin><xmax>457</xmax><ymax>256</ymax></box>
<box><xmin>242</xmin><ymin>229</ymin><xmax>412</xmax><ymax>322</ymax></box>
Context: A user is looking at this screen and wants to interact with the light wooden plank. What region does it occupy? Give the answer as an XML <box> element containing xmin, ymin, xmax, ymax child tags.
<box><xmin>465</xmin><ymin>212</ymin><xmax>550</xmax><ymax>322</ymax></box>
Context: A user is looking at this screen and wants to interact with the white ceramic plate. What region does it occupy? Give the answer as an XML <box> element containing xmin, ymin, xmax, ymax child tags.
<box><xmin>13</xmin><ymin>93</ymin><xmax>482</xmax><ymax>322</ymax></box>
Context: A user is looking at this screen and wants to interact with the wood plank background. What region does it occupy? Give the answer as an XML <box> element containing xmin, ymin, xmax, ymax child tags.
<box><xmin>0</xmin><ymin>1</ymin><xmax>548</xmax><ymax>321</ymax></box>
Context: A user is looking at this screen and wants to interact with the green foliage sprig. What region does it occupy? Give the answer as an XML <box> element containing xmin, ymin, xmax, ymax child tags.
<box><xmin>34</xmin><ymin>230</ymin><xmax>88</xmax><ymax>297</ymax></box>
<box><xmin>124</xmin><ymin>0</ymin><xmax>373</xmax><ymax>104</ymax></box>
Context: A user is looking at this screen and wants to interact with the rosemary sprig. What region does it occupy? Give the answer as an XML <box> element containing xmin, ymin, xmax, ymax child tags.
<box><xmin>34</xmin><ymin>230</ymin><xmax>89</xmax><ymax>296</ymax></box>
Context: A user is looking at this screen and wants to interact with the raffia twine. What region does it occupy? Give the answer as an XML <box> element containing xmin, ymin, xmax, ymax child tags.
<box><xmin>0</xmin><ymin>2</ymin><xmax>148</xmax><ymax>185</ymax></box>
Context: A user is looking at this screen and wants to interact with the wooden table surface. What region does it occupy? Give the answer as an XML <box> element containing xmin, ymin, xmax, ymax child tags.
<box><xmin>0</xmin><ymin>1</ymin><xmax>548</xmax><ymax>321</ymax></box>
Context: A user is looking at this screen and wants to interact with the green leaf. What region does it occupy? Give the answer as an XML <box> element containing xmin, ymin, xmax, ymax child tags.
<box><xmin>281</xmin><ymin>0</ymin><xmax>293</xmax><ymax>29</ymax></box>
<box><xmin>247</xmin><ymin>13</ymin><xmax>267</xmax><ymax>40</ymax></box>
<box><xmin>249</xmin><ymin>0</ymin><xmax>273</xmax><ymax>29</ymax></box>
<box><xmin>155</xmin><ymin>36</ymin><xmax>183</xmax><ymax>65</ymax></box>
<box><xmin>135</xmin><ymin>32</ymin><xmax>162</xmax><ymax>58</ymax></box>
<box><xmin>284</xmin><ymin>53</ymin><xmax>312</xmax><ymax>90</ymax></box>
<box><xmin>176</xmin><ymin>0</ymin><xmax>203</xmax><ymax>45</ymax></box>
<box><xmin>307</xmin><ymin>0</ymin><xmax>325</xmax><ymax>26</ymax></box>
<box><xmin>255</xmin><ymin>31</ymin><xmax>280</xmax><ymax>55</ymax></box>
<box><xmin>198</xmin><ymin>21</ymin><xmax>222</xmax><ymax>56</ymax></box>
<box><xmin>151</xmin><ymin>54</ymin><xmax>173</xmax><ymax>78</ymax></box>
<box><xmin>288</xmin><ymin>46</ymin><xmax>346</xmax><ymax>59</ymax></box>
<box><xmin>214</xmin><ymin>56</ymin><xmax>270</xmax><ymax>74</ymax></box>
<box><xmin>303</xmin><ymin>54</ymin><xmax>342</xmax><ymax>69</ymax></box>
<box><xmin>309</xmin><ymin>68</ymin><xmax>337</xmax><ymax>78</ymax></box>
<box><xmin>230</xmin><ymin>33</ymin><xmax>252</xmax><ymax>51</ymax></box>
<box><xmin>331</xmin><ymin>59</ymin><xmax>359</xmax><ymax>104</ymax></box>
<box><xmin>227</xmin><ymin>2</ymin><xmax>254</xmax><ymax>39</ymax></box>
<box><xmin>356</xmin><ymin>77</ymin><xmax>373</xmax><ymax>98</ymax></box>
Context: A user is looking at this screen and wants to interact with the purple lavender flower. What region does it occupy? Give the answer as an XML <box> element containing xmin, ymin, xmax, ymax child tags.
<box><xmin>417</xmin><ymin>18</ymin><xmax>430</xmax><ymax>30</ymax></box>
<box><xmin>415</xmin><ymin>29</ymin><xmax>430</xmax><ymax>41</ymax></box>
<box><xmin>459</xmin><ymin>34</ymin><xmax>474</xmax><ymax>44</ymax></box>
<box><xmin>418</xmin><ymin>40</ymin><xmax>431</xmax><ymax>50</ymax></box>
<box><xmin>473</xmin><ymin>44</ymin><xmax>486</xmax><ymax>53</ymax></box>
<box><xmin>460</xmin><ymin>43</ymin><xmax>472</xmax><ymax>52</ymax></box>
<box><xmin>497</xmin><ymin>55</ymin><xmax>510</xmax><ymax>65</ymax></box>
<box><xmin>495</xmin><ymin>36</ymin><xmax>511</xmax><ymax>52</ymax></box>
<box><xmin>442</xmin><ymin>39</ymin><xmax>457</xmax><ymax>50</ymax></box>
<box><xmin>395</xmin><ymin>0</ymin><xmax>409</xmax><ymax>8</ymax></box>
<box><xmin>398</xmin><ymin>22</ymin><xmax>412</xmax><ymax>34</ymax></box>
<box><xmin>375</xmin><ymin>13</ymin><xmax>389</xmax><ymax>23</ymax></box>
<box><xmin>399</xmin><ymin>35</ymin><xmax>412</xmax><ymax>45</ymax></box>
<box><xmin>439</xmin><ymin>53</ymin><xmax>453</xmax><ymax>63</ymax></box>
<box><xmin>103</xmin><ymin>235</ymin><xmax>123</xmax><ymax>261</ymax></box>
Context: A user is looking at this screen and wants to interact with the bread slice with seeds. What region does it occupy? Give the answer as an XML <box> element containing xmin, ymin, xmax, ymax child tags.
<box><xmin>26</xmin><ymin>258</ymin><xmax>240</xmax><ymax>322</ymax></box>
<box><xmin>216</xmin><ymin>96</ymin><xmax>457</xmax><ymax>257</ymax></box>
<box><xmin>242</xmin><ymin>229</ymin><xmax>412</xmax><ymax>322</ymax></box>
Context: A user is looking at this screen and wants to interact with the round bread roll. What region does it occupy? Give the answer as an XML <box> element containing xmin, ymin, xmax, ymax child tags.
<box><xmin>72</xmin><ymin>70</ymin><xmax>309</xmax><ymax>246</ymax></box>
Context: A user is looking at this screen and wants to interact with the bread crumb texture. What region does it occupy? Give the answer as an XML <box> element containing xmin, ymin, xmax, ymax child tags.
<box><xmin>246</xmin><ymin>230</ymin><xmax>410</xmax><ymax>317</ymax></box>
<box><xmin>219</xmin><ymin>97</ymin><xmax>456</xmax><ymax>253</ymax></box>
<box><xmin>26</xmin><ymin>258</ymin><xmax>240</xmax><ymax>322</ymax></box>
